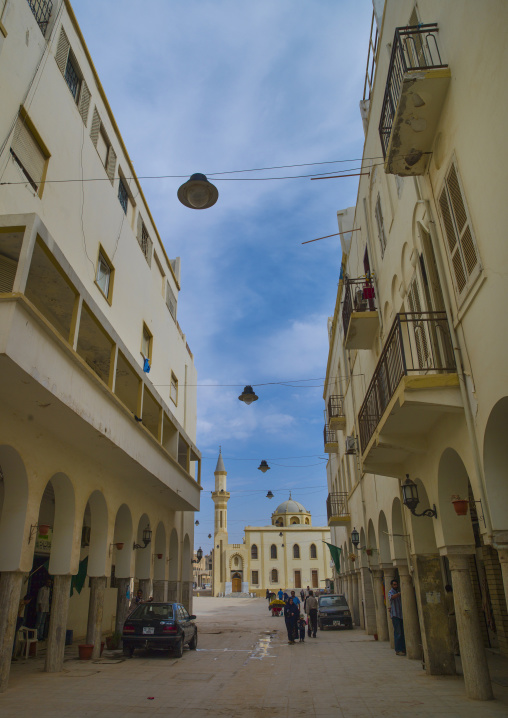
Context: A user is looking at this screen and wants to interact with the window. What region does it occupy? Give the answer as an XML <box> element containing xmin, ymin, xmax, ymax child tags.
<box><xmin>293</xmin><ymin>544</ymin><xmax>300</xmax><ymax>559</ymax></box>
<box><xmin>90</xmin><ymin>108</ymin><xmax>116</xmax><ymax>183</ymax></box>
<box><xmin>310</xmin><ymin>543</ymin><xmax>317</xmax><ymax>559</ymax></box>
<box><xmin>311</xmin><ymin>570</ymin><xmax>318</xmax><ymax>588</ymax></box>
<box><xmin>251</xmin><ymin>544</ymin><xmax>258</xmax><ymax>560</ymax></box>
<box><xmin>271</xmin><ymin>568</ymin><xmax>278</xmax><ymax>583</ymax></box>
<box><xmin>374</xmin><ymin>194</ymin><xmax>387</xmax><ymax>257</ymax></box>
<box><xmin>170</xmin><ymin>372</ymin><xmax>178</xmax><ymax>405</ymax></box>
<box><xmin>64</xmin><ymin>53</ymin><xmax>81</xmax><ymax>101</ymax></box>
<box><xmin>270</xmin><ymin>544</ymin><xmax>277</xmax><ymax>560</ymax></box>
<box><xmin>95</xmin><ymin>248</ymin><xmax>113</xmax><ymax>300</ymax></box>
<box><xmin>166</xmin><ymin>281</ymin><xmax>177</xmax><ymax>321</ymax></box>
<box><xmin>251</xmin><ymin>571</ymin><xmax>259</xmax><ymax>585</ymax></box>
<box><xmin>438</xmin><ymin>159</ymin><xmax>480</xmax><ymax>297</ymax></box>
<box><xmin>10</xmin><ymin>113</ymin><xmax>49</xmax><ymax>195</ymax></box>
<box><xmin>136</xmin><ymin>216</ymin><xmax>153</xmax><ymax>267</ymax></box>
<box><xmin>55</xmin><ymin>27</ymin><xmax>90</xmax><ymax>124</ymax></box>
<box><xmin>294</xmin><ymin>570</ymin><xmax>301</xmax><ymax>589</ymax></box>
<box><xmin>118</xmin><ymin>179</ymin><xmax>128</xmax><ymax>214</ymax></box>
<box><xmin>27</xmin><ymin>0</ymin><xmax>53</xmax><ymax>36</ymax></box>
<box><xmin>141</xmin><ymin>323</ymin><xmax>152</xmax><ymax>362</ymax></box>
<box><xmin>290</xmin><ymin>517</ymin><xmax>300</xmax><ymax>524</ymax></box>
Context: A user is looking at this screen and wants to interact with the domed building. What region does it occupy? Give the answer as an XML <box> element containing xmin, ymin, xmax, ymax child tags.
<box><xmin>211</xmin><ymin>452</ymin><xmax>332</xmax><ymax>596</ymax></box>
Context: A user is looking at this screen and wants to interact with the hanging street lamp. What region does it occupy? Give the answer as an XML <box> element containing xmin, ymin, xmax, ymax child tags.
<box><xmin>351</xmin><ymin>527</ymin><xmax>360</xmax><ymax>548</ymax></box>
<box><xmin>266</xmin><ymin>490</ymin><xmax>274</xmax><ymax>499</ymax></box>
<box><xmin>177</xmin><ymin>173</ymin><xmax>219</xmax><ymax>209</ymax></box>
<box><xmin>402</xmin><ymin>475</ymin><xmax>437</xmax><ymax>518</ymax></box>
<box><xmin>238</xmin><ymin>385</ymin><xmax>258</xmax><ymax>405</ymax></box>
<box><xmin>258</xmin><ymin>460</ymin><xmax>270</xmax><ymax>473</ymax></box>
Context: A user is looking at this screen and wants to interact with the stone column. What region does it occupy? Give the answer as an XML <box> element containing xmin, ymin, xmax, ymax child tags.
<box><xmin>115</xmin><ymin>578</ymin><xmax>132</xmax><ymax>636</ymax></box>
<box><xmin>398</xmin><ymin>564</ymin><xmax>422</xmax><ymax>660</ymax></box>
<box><xmin>448</xmin><ymin>554</ymin><xmax>493</xmax><ymax>701</ymax></box>
<box><xmin>86</xmin><ymin>576</ymin><xmax>106</xmax><ymax>659</ymax></box>
<box><xmin>153</xmin><ymin>580</ymin><xmax>167</xmax><ymax>602</ymax></box>
<box><xmin>413</xmin><ymin>554</ymin><xmax>455</xmax><ymax>675</ymax></box>
<box><xmin>167</xmin><ymin>580</ymin><xmax>179</xmax><ymax>602</ymax></box>
<box><xmin>371</xmin><ymin>568</ymin><xmax>389</xmax><ymax>641</ymax></box>
<box><xmin>139</xmin><ymin>578</ymin><xmax>152</xmax><ymax>600</ymax></box>
<box><xmin>351</xmin><ymin>571</ymin><xmax>360</xmax><ymax>626</ymax></box>
<box><xmin>382</xmin><ymin>564</ymin><xmax>395</xmax><ymax>649</ymax></box>
<box><xmin>0</xmin><ymin>571</ymin><xmax>23</xmax><ymax>692</ymax></box>
<box><xmin>45</xmin><ymin>575</ymin><xmax>72</xmax><ymax>673</ymax></box>
<box><xmin>497</xmin><ymin>548</ymin><xmax>508</xmax><ymax>619</ymax></box>
<box><xmin>359</xmin><ymin>566</ymin><xmax>376</xmax><ymax>634</ymax></box>
<box><xmin>346</xmin><ymin>572</ymin><xmax>353</xmax><ymax>608</ymax></box>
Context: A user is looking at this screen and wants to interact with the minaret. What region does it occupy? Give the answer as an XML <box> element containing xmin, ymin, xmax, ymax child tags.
<box><xmin>211</xmin><ymin>448</ymin><xmax>230</xmax><ymax>595</ymax></box>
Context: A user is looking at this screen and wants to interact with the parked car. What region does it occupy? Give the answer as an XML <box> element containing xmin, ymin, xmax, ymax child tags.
<box><xmin>122</xmin><ymin>602</ymin><xmax>197</xmax><ymax>657</ymax></box>
<box><xmin>317</xmin><ymin>594</ymin><xmax>353</xmax><ymax>630</ymax></box>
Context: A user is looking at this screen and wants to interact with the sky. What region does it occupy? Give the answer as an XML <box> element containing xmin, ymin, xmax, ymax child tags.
<box><xmin>71</xmin><ymin>0</ymin><xmax>374</xmax><ymax>551</ymax></box>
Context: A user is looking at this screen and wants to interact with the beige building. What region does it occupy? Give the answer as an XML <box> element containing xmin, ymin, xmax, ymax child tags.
<box><xmin>0</xmin><ymin>0</ymin><xmax>201</xmax><ymax>692</ymax></box>
<box><xmin>211</xmin><ymin>452</ymin><xmax>332</xmax><ymax>596</ymax></box>
<box><xmin>323</xmin><ymin>0</ymin><xmax>508</xmax><ymax>703</ymax></box>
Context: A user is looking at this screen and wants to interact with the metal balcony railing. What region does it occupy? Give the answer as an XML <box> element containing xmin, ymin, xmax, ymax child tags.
<box><xmin>323</xmin><ymin>424</ymin><xmax>338</xmax><ymax>448</ymax></box>
<box><xmin>358</xmin><ymin>312</ymin><xmax>455</xmax><ymax>451</ymax></box>
<box><xmin>379</xmin><ymin>24</ymin><xmax>447</xmax><ymax>158</ymax></box>
<box><xmin>342</xmin><ymin>277</ymin><xmax>377</xmax><ymax>338</ymax></box>
<box><xmin>27</xmin><ymin>0</ymin><xmax>53</xmax><ymax>35</ymax></box>
<box><xmin>328</xmin><ymin>395</ymin><xmax>345</xmax><ymax>421</ymax></box>
<box><xmin>326</xmin><ymin>493</ymin><xmax>349</xmax><ymax>522</ymax></box>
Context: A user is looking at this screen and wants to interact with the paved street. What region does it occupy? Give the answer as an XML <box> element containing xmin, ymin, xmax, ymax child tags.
<box><xmin>2</xmin><ymin>597</ymin><xmax>508</xmax><ymax>717</ymax></box>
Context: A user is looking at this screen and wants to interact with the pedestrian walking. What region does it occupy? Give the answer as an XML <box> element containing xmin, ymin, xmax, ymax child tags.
<box><xmin>284</xmin><ymin>597</ymin><xmax>299</xmax><ymax>644</ymax></box>
<box><xmin>130</xmin><ymin>588</ymin><xmax>144</xmax><ymax>612</ymax></box>
<box><xmin>300</xmin><ymin>588</ymin><xmax>305</xmax><ymax>603</ymax></box>
<box><xmin>297</xmin><ymin>616</ymin><xmax>306</xmax><ymax>642</ymax></box>
<box><xmin>266</xmin><ymin>589</ymin><xmax>270</xmax><ymax>601</ymax></box>
<box><xmin>290</xmin><ymin>590</ymin><xmax>300</xmax><ymax>611</ymax></box>
<box><xmin>388</xmin><ymin>578</ymin><xmax>406</xmax><ymax>655</ymax></box>
<box><xmin>36</xmin><ymin>578</ymin><xmax>52</xmax><ymax>641</ymax></box>
<box><xmin>277</xmin><ymin>588</ymin><xmax>284</xmax><ymax>600</ymax></box>
<box><xmin>305</xmin><ymin>589</ymin><xmax>318</xmax><ymax>637</ymax></box>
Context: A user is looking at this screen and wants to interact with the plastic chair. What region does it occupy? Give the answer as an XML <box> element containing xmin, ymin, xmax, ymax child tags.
<box><xmin>18</xmin><ymin>627</ymin><xmax>37</xmax><ymax>658</ymax></box>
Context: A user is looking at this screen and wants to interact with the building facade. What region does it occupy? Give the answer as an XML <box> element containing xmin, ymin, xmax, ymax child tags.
<box><xmin>212</xmin><ymin>452</ymin><xmax>332</xmax><ymax>596</ymax></box>
<box><xmin>323</xmin><ymin>0</ymin><xmax>508</xmax><ymax>702</ymax></box>
<box><xmin>0</xmin><ymin>0</ymin><xmax>201</xmax><ymax>692</ymax></box>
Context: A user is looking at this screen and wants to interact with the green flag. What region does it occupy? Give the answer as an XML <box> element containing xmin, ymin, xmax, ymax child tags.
<box><xmin>70</xmin><ymin>556</ymin><xmax>88</xmax><ymax>596</ymax></box>
<box><xmin>323</xmin><ymin>542</ymin><xmax>342</xmax><ymax>572</ymax></box>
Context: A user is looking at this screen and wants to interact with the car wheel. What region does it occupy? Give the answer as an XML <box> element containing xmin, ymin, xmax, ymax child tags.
<box><xmin>188</xmin><ymin>630</ymin><xmax>198</xmax><ymax>650</ymax></box>
<box><xmin>174</xmin><ymin>639</ymin><xmax>184</xmax><ymax>658</ymax></box>
<box><xmin>123</xmin><ymin>645</ymin><xmax>134</xmax><ymax>657</ymax></box>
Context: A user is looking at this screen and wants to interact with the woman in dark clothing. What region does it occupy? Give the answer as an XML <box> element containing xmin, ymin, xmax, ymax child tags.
<box><xmin>284</xmin><ymin>597</ymin><xmax>299</xmax><ymax>644</ymax></box>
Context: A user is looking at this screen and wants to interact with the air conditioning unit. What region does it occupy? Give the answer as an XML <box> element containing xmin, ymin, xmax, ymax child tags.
<box><xmin>345</xmin><ymin>436</ymin><xmax>357</xmax><ymax>455</ymax></box>
<box><xmin>354</xmin><ymin>288</ymin><xmax>368</xmax><ymax>311</ymax></box>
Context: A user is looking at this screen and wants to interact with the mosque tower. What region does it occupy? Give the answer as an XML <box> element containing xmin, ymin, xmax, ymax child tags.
<box><xmin>211</xmin><ymin>448</ymin><xmax>230</xmax><ymax>594</ymax></box>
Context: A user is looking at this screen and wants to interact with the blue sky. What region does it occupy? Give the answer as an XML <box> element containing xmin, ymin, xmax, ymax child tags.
<box><xmin>71</xmin><ymin>0</ymin><xmax>373</xmax><ymax>549</ymax></box>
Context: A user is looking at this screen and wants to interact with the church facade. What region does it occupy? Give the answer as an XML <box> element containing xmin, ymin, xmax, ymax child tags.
<box><xmin>211</xmin><ymin>452</ymin><xmax>332</xmax><ymax>596</ymax></box>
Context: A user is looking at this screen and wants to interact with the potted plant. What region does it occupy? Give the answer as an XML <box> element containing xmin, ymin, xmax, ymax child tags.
<box><xmin>451</xmin><ymin>495</ymin><xmax>469</xmax><ymax>516</ymax></box>
<box><xmin>365</xmin><ymin>547</ymin><xmax>373</xmax><ymax>556</ymax></box>
<box><xmin>348</xmin><ymin>553</ymin><xmax>356</xmax><ymax>562</ymax></box>
<box><xmin>105</xmin><ymin>631</ymin><xmax>121</xmax><ymax>650</ymax></box>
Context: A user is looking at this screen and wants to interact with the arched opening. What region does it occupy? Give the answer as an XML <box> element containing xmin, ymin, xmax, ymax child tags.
<box><xmin>367</xmin><ymin>518</ymin><xmax>379</xmax><ymax>565</ymax></box>
<box><xmin>378</xmin><ymin>511</ymin><xmax>391</xmax><ymax>564</ymax></box>
<box><xmin>391</xmin><ymin>498</ymin><xmax>406</xmax><ymax>561</ymax></box>
<box><xmin>290</xmin><ymin>517</ymin><xmax>300</xmax><ymax>524</ymax></box>
<box><xmin>168</xmin><ymin>528</ymin><xmax>179</xmax><ymax>602</ymax></box>
<box><xmin>293</xmin><ymin>544</ymin><xmax>300</xmax><ymax>559</ymax></box>
<box><xmin>112</xmin><ymin>504</ymin><xmax>133</xmax><ymax>579</ymax></box>
<box><xmin>271</xmin><ymin>568</ymin><xmax>278</xmax><ymax>584</ymax></box>
<box><xmin>305</xmin><ymin>517</ymin><xmax>310</xmax><ymax>525</ymax></box>
<box><xmin>84</xmin><ymin>490</ymin><xmax>109</xmax><ymax>577</ymax></box>
<box><xmin>310</xmin><ymin>543</ymin><xmax>317</xmax><ymax>559</ymax></box>
<box><xmin>251</xmin><ymin>544</ymin><xmax>258</xmax><ymax>560</ymax></box>
<box><xmin>270</xmin><ymin>544</ymin><xmax>277</xmax><ymax>559</ymax></box>
<box><xmin>0</xmin><ymin>446</ymin><xmax>29</xmax><ymax>571</ymax></box>
<box><xmin>484</xmin><ymin>397</ymin><xmax>508</xmax><ymax>530</ymax></box>
<box><xmin>231</xmin><ymin>572</ymin><xmax>242</xmax><ymax>593</ymax></box>
<box><xmin>153</xmin><ymin>522</ymin><xmax>167</xmax><ymax>601</ymax></box>
<box><xmin>437</xmin><ymin>449</ymin><xmax>475</xmax><ymax>548</ymax></box>
<box><xmin>135</xmin><ymin>513</ymin><xmax>152</xmax><ymax>581</ymax></box>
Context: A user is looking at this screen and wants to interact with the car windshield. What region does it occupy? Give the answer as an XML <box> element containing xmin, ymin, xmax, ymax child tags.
<box><xmin>130</xmin><ymin>604</ymin><xmax>174</xmax><ymax>620</ymax></box>
<box><xmin>319</xmin><ymin>596</ymin><xmax>348</xmax><ymax>608</ymax></box>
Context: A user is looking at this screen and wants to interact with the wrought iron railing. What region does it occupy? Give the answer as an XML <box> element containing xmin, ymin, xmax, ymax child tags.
<box><xmin>328</xmin><ymin>395</ymin><xmax>345</xmax><ymax>422</ymax></box>
<box><xmin>379</xmin><ymin>24</ymin><xmax>447</xmax><ymax>158</ymax></box>
<box><xmin>323</xmin><ymin>424</ymin><xmax>337</xmax><ymax>448</ymax></box>
<box><xmin>358</xmin><ymin>312</ymin><xmax>455</xmax><ymax>451</ymax></box>
<box><xmin>342</xmin><ymin>276</ymin><xmax>377</xmax><ymax>338</ymax></box>
<box><xmin>326</xmin><ymin>493</ymin><xmax>349</xmax><ymax>522</ymax></box>
<box><xmin>27</xmin><ymin>0</ymin><xmax>53</xmax><ymax>35</ymax></box>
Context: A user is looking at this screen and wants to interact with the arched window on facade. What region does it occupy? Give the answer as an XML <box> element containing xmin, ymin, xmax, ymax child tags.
<box><xmin>293</xmin><ymin>543</ymin><xmax>300</xmax><ymax>559</ymax></box>
<box><xmin>251</xmin><ymin>544</ymin><xmax>258</xmax><ymax>560</ymax></box>
<box><xmin>271</xmin><ymin>568</ymin><xmax>278</xmax><ymax>583</ymax></box>
<box><xmin>275</xmin><ymin>518</ymin><xmax>283</xmax><ymax>526</ymax></box>
<box><xmin>270</xmin><ymin>544</ymin><xmax>277</xmax><ymax>559</ymax></box>
<box><xmin>290</xmin><ymin>517</ymin><xmax>300</xmax><ymax>524</ymax></box>
<box><xmin>305</xmin><ymin>518</ymin><xmax>310</xmax><ymax>525</ymax></box>
<box><xmin>310</xmin><ymin>543</ymin><xmax>317</xmax><ymax>559</ymax></box>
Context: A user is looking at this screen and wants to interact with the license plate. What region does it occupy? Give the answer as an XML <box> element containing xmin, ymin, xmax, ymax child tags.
<box><xmin>333</xmin><ymin>621</ymin><xmax>343</xmax><ymax>626</ymax></box>
<box><xmin>143</xmin><ymin>627</ymin><xmax>155</xmax><ymax>634</ymax></box>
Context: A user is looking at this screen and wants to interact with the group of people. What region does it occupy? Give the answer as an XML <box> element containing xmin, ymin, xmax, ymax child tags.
<box><xmin>266</xmin><ymin>587</ymin><xmax>319</xmax><ymax>645</ymax></box>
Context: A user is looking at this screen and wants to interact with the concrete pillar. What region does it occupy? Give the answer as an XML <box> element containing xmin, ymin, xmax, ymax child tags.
<box><xmin>413</xmin><ymin>554</ymin><xmax>455</xmax><ymax>675</ymax></box>
<box><xmin>448</xmin><ymin>554</ymin><xmax>493</xmax><ymax>701</ymax></box>
<box><xmin>346</xmin><ymin>572</ymin><xmax>353</xmax><ymax>608</ymax></box>
<box><xmin>139</xmin><ymin>578</ymin><xmax>152</xmax><ymax>600</ymax></box>
<box><xmin>351</xmin><ymin>571</ymin><xmax>360</xmax><ymax>626</ymax></box>
<box><xmin>86</xmin><ymin>576</ymin><xmax>106</xmax><ymax>659</ymax></box>
<box><xmin>153</xmin><ymin>580</ymin><xmax>167</xmax><ymax>602</ymax></box>
<box><xmin>45</xmin><ymin>575</ymin><xmax>72</xmax><ymax>673</ymax></box>
<box><xmin>397</xmin><ymin>564</ymin><xmax>422</xmax><ymax>660</ymax></box>
<box><xmin>359</xmin><ymin>566</ymin><xmax>376</xmax><ymax>634</ymax></box>
<box><xmin>168</xmin><ymin>580</ymin><xmax>179</xmax><ymax>602</ymax></box>
<box><xmin>0</xmin><ymin>571</ymin><xmax>23</xmax><ymax>693</ymax></box>
<box><xmin>115</xmin><ymin>578</ymin><xmax>131</xmax><ymax>636</ymax></box>
<box><xmin>371</xmin><ymin>568</ymin><xmax>389</xmax><ymax>641</ymax></box>
<box><xmin>497</xmin><ymin>548</ymin><xmax>508</xmax><ymax>620</ymax></box>
<box><xmin>382</xmin><ymin>564</ymin><xmax>395</xmax><ymax>649</ymax></box>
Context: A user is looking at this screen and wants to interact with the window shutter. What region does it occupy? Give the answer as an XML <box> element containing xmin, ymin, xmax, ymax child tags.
<box><xmin>11</xmin><ymin>119</ymin><xmax>46</xmax><ymax>190</ymax></box>
<box><xmin>407</xmin><ymin>276</ymin><xmax>430</xmax><ymax>367</ymax></box>
<box><xmin>90</xmin><ymin>108</ymin><xmax>101</xmax><ymax>147</ymax></box>
<box><xmin>166</xmin><ymin>281</ymin><xmax>177</xmax><ymax>320</ymax></box>
<box><xmin>0</xmin><ymin>256</ymin><xmax>17</xmax><ymax>292</ymax></box>
<box><xmin>375</xmin><ymin>195</ymin><xmax>387</xmax><ymax>257</ymax></box>
<box><xmin>136</xmin><ymin>213</ymin><xmax>143</xmax><ymax>243</ymax></box>
<box><xmin>78</xmin><ymin>80</ymin><xmax>91</xmax><ymax>126</ymax></box>
<box><xmin>438</xmin><ymin>161</ymin><xmax>479</xmax><ymax>295</ymax></box>
<box><xmin>106</xmin><ymin>146</ymin><xmax>116</xmax><ymax>184</ymax></box>
<box><xmin>55</xmin><ymin>27</ymin><xmax>70</xmax><ymax>75</ymax></box>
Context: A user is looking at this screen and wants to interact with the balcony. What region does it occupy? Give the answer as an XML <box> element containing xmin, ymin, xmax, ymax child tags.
<box><xmin>342</xmin><ymin>277</ymin><xmax>379</xmax><ymax>350</ymax></box>
<box><xmin>328</xmin><ymin>395</ymin><xmax>346</xmax><ymax>431</ymax></box>
<box><xmin>324</xmin><ymin>424</ymin><xmax>339</xmax><ymax>453</ymax></box>
<box><xmin>358</xmin><ymin>312</ymin><xmax>462</xmax><ymax>476</ymax></box>
<box><xmin>379</xmin><ymin>24</ymin><xmax>450</xmax><ymax>176</ymax></box>
<box><xmin>326</xmin><ymin>493</ymin><xmax>350</xmax><ymax>526</ymax></box>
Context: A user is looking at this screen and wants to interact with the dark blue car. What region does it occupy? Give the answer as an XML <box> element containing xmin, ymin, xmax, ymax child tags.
<box><xmin>122</xmin><ymin>602</ymin><xmax>197</xmax><ymax>657</ymax></box>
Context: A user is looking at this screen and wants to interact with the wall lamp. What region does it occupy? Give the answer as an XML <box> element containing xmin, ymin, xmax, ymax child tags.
<box><xmin>351</xmin><ymin>527</ymin><xmax>359</xmax><ymax>548</ymax></box>
<box><xmin>133</xmin><ymin>526</ymin><xmax>152</xmax><ymax>550</ymax></box>
<box><xmin>192</xmin><ymin>547</ymin><xmax>204</xmax><ymax>563</ymax></box>
<box><xmin>402</xmin><ymin>475</ymin><xmax>437</xmax><ymax>518</ymax></box>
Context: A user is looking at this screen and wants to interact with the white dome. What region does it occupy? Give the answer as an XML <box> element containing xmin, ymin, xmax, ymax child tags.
<box><xmin>274</xmin><ymin>498</ymin><xmax>308</xmax><ymax>514</ymax></box>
